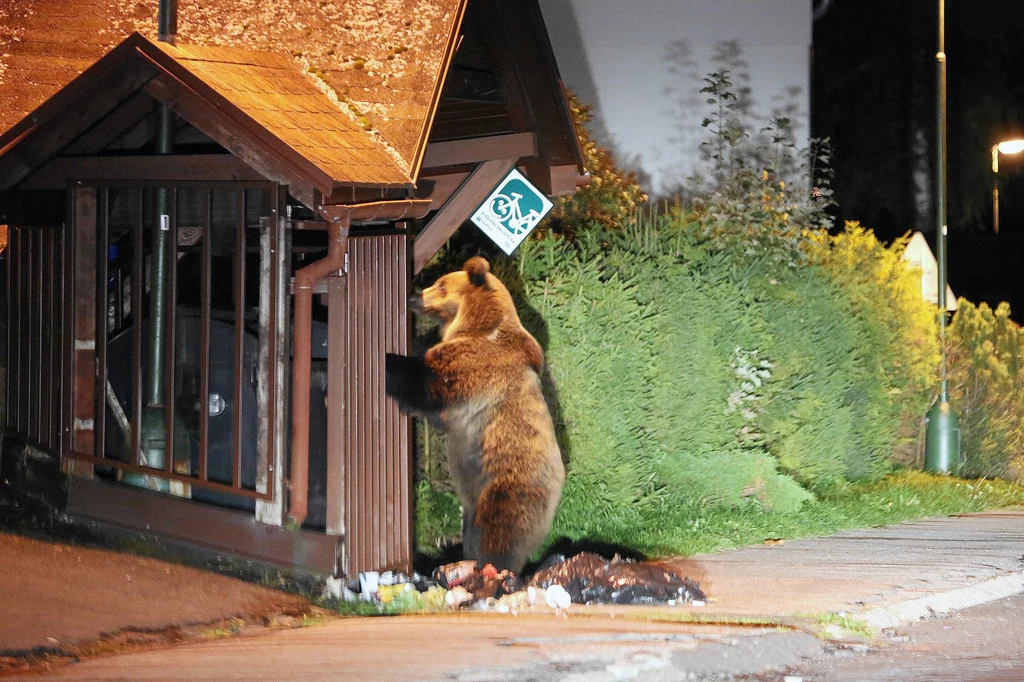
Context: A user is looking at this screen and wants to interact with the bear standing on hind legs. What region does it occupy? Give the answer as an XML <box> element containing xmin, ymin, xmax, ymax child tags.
<box><xmin>385</xmin><ymin>256</ymin><xmax>564</xmax><ymax>574</ymax></box>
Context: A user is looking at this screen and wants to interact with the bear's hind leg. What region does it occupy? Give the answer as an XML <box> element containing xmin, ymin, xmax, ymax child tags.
<box><xmin>474</xmin><ymin>480</ymin><xmax>550</xmax><ymax>574</ymax></box>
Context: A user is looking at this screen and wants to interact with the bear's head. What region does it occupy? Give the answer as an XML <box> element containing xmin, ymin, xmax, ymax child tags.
<box><xmin>416</xmin><ymin>257</ymin><xmax>518</xmax><ymax>339</ymax></box>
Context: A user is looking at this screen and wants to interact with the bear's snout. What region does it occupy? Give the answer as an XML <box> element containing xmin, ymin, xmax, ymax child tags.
<box><xmin>408</xmin><ymin>292</ymin><xmax>424</xmax><ymax>314</ymax></box>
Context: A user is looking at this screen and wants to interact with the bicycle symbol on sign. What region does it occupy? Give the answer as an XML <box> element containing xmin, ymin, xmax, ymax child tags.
<box><xmin>487</xmin><ymin>192</ymin><xmax>542</xmax><ymax>235</ymax></box>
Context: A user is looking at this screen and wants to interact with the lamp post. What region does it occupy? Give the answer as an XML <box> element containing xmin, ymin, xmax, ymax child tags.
<box><xmin>991</xmin><ymin>139</ymin><xmax>1024</xmax><ymax>234</ymax></box>
<box><xmin>924</xmin><ymin>0</ymin><xmax>960</xmax><ymax>474</ymax></box>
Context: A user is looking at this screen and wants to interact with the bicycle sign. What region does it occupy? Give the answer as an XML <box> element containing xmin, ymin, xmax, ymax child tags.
<box><xmin>470</xmin><ymin>168</ymin><xmax>553</xmax><ymax>254</ymax></box>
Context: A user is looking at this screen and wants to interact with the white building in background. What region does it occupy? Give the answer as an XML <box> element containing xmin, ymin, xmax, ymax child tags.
<box><xmin>903</xmin><ymin>232</ymin><xmax>957</xmax><ymax>312</ymax></box>
<box><xmin>538</xmin><ymin>0</ymin><xmax>812</xmax><ymax>195</ymax></box>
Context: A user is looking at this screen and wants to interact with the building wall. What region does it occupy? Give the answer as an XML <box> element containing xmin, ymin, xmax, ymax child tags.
<box><xmin>538</xmin><ymin>0</ymin><xmax>811</xmax><ymax>195</ymax></box>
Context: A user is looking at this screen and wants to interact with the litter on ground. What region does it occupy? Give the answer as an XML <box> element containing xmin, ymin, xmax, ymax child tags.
<box><xmin>336</xmin><ymin>552</ymin><xmax>706</xmax><ymax>614</ymax></box>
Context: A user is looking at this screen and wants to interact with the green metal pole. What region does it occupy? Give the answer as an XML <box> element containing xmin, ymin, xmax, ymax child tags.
<box><xmin>125</xmin><ymin>0</ymin><xmax>177</xmax><ymax>492</ymax></box>
<box><xmin>147</xmin><ymin>106</ymin><xmax>173</xmax><ymax>407</ymax></box>
<box><xmin>925</xmin><ymin>0</ymin><xmax>961</xmax><ymax>473</ymax></box>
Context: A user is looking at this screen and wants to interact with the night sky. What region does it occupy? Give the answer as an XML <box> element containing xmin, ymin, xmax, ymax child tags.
<box><xmin>813</xmin><ymin>0</ymin><xmax>1024</xmax><ymax>320</ymax></box>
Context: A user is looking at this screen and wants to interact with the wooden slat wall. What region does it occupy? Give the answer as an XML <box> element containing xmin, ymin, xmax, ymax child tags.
<box><xmin>4</xmin><ymin>224</ymin><xmax>66</xmax><ymax>456</ymax></box>
<box><xmin>340</xmin><ymin>232</ymin><xmax>412</xmax><ymax>576</ymax></box>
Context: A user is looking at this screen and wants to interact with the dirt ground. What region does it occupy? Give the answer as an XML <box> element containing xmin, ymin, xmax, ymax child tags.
<box><xmin>0</xmin><ymin>532</ymin><xmax>317</xmax><ymax>654</ymax></box>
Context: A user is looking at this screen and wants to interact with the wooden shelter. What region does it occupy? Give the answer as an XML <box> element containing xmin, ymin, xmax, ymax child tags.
<box><xmin>0</xmin><ymin>0</ymin><xmax>584</xmax><ymax>577</ymax></box>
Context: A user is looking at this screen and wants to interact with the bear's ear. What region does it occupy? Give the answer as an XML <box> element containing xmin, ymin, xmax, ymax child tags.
<box><xmin>464</xmin><ymin>256</ymin><xmax>491</xmax><ymax>288</ymax></box>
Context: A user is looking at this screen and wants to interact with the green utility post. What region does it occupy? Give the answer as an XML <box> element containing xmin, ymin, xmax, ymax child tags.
<box><xmin>124</xmin><ymin>1</ymin><xmax>177</xmax><ymax>490</ymax></box>
<box><xmin>924</xmin><ymin>0</ymin><xmax>961</xmax><ymax>473</ymax></box>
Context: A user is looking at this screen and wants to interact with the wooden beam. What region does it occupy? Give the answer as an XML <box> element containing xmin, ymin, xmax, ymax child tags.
<box><xmin>467</xmin><ymin>0</ymin><xmax>585</xmax><ymax>194</ymax></box>
<box><xmin>0</xmin><ymin>60</ymin><xmax>159</xmax><ymax>190</ymax></box>
<box><xmin>323</xmin><ymin>185</ymin><xmax>411</xmax><ymax>206</ymax></box>
<box><xmin>415</xmin><ymin>171</ymin><xmax>470</xmax><ymax>210</ymax></box>
<box><xmin>67</xmin><ymin>478</ymin><xmax>341</xmax><ymax>573</ymax></box>
<box><xmin>549</xmin><ymin>164</ymin><xmax>583</xmax><ymax>197</ymax></box>
<box><xmin>499</xmin><ymin>0</ymin><xmax>586</xmax><ymax>170</ymax></box>
<box><xmin>63</xmin><ymin>91</ymin><xmax>155</xmax><ymax>155</ymax></box>
<box><xmin>441</xmin><ymin>66</ymin><xmax>504</xmax><ymax>104</ymax></box>
<box><xmin>20</xmin><ymin>154</ymin><xmax>266</xmax><ymax>190</ymax></box>
<box><xmin>145</xmin><ymin>73</ymin><xmax>322</xmax><ymax>209</ymax></box>
<box><xmin>413</xmin><ymin>157</ymin><xmax>515</xmax><ymax>274</ymax></box>
<box><xmin>420</xmin><ymin>132</ymin><xmax>536</xmax><ymax>170</ymax></box>
<box><xmin>70</xmin><ymin>187</ymin><xmax>97</xmax><ymax>463</ymax></box>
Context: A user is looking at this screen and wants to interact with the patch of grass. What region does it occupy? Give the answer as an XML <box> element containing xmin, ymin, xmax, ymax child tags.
<box><xmin>414</xmin><ymin>480</ymin><xmax>462</xmax><ymax>556</ymax></box>
<box><xmin>547</xmin><ymin>470</ymin><xmax>1024</xmax><ymax>559</ymax></box>
<box><xmin>810</xmin><ymin>612</ymin><xmax>877</xmax><ymax>640</ymax></box>
<box><xmin>334</xmin><ymin>600</ymin><xmax>407</xmax><ymax>617</ymax></box>
<box><xmin>199</xmin><ymin>618</ymin><xmax>244</xmax><ymax>639</ymax></box>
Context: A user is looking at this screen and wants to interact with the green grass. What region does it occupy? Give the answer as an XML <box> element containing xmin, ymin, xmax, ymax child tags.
<box><xmin>811</xmin><ymin>612</ymin><xmax>877</xmax><ymax>640</ymax></box>
<box><xmin>334</xmin><ymin>600</ymin><xmax>408</xmax><ymax>617</ymax></box>
<box><xmin>541</xmin><ymin>469</ymin><xmax>1024</xmax><ymax>558</ymax></box>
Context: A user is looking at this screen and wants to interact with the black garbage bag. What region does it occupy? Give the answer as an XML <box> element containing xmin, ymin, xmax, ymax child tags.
<box><xmin>529</xmin><ymin>552</ymin><xmax>706</xmax><ymax>605</ymax></box>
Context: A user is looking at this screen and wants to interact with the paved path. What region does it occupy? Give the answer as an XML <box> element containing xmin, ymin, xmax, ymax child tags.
<box><xmin>658</xmin><ymin>510</ymin><xmax>1024</xmax><ymax>622</ymax></box>
<box><xmin>3</xmin><ymin>510</ymin><xmax>1023</xmax><ymax>681</ymax></box>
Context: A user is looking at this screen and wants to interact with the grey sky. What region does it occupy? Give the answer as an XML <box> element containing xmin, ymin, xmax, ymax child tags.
<box><xmin>538</xmin><ymin>0</ymin><xmax>812</xmax><ymax>193</ymax></box>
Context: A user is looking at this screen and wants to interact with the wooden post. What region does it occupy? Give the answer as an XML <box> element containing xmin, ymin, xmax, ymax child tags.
<box><xmin>66</xmin><ymin>187</ymin><xmax>97</xmax><ymax>478</ymax></box>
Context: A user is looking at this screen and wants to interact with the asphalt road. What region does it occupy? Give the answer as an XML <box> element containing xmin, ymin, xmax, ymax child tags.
<box><xmin>759</xmin><ymin>592</ymin><xmax>1024</xmax><ymax>682</ymax></box>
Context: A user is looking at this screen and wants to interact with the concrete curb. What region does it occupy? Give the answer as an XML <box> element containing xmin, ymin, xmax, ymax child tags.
<box><xmin>857</xmin><ymin>571</ymin><xmax>1024</xmax><ymax>630</ymax></box>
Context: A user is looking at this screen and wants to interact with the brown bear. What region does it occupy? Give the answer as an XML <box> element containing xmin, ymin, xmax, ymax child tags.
<box><xmin>385</xmin><ymin>256</ymin><xmax>564</xmax><ymax>574</ymax></box>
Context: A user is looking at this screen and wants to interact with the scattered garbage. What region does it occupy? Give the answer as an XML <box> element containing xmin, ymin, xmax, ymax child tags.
<box><xmin>434</xmin><ymin>560</ymin><xmax>477</xmax><ymax>590</ymax></box>
<box><xmin>334</xmin><ymin>552</ymin><xmax>706</xmax><ymax>614</ymax></box>
<box><xmin>544</xmin><ymin>584</ymin><xmax>572</xmax><ymax>610</ymax></box>
<box><xmin>530</xmin><ymin>552</ymin><xmax>707</xmax><ymax>605</ymax></box>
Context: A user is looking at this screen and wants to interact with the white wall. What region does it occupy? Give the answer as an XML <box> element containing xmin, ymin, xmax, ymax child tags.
<box><xmin>539</xmin><ymin>0</ymin><xmax>812</xmax><ymax>194</ymax></box>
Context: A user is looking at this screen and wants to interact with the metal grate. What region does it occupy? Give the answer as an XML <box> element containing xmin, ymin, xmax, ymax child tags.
<box><xmin>4</xmin><ymin>224</ymin><xmax>66</xmax><ymax>455</ymax></box>
<box><xmin>65</xmin><ymin>183</ymin><xmax>282</xmax><ymax>504</ymax></box>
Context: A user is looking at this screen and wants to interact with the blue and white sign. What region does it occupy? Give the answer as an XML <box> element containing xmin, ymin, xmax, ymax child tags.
<box><xmin>469</xmin><ymin>168</ymin><xmax>553</xmax><ymax>255</ymax></box>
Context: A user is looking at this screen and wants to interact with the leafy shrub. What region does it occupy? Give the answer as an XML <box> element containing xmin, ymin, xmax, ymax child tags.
<box><xmin>947</xmin><ymin>300</ymin><xmax>1024</xmax><ymax>481</ymax></box>
<box><xmin>411</xmin><ymin>72</ymin><xmax>946</xmax><ymax>558</ymax></box>
<box><xmin>540</xmin><ymin>92</ymin><xmax>648</xmax><ymax>239</ymax></box>
<box><xmin>805</xmin><ymin>222</ymin><xmax>941</xmax><ymax>469</ymax></box>
<box><xmin>413</xmin><ymin>211</ymin><xmax>941</xmax><ymax>556</ymax></box>
<box><xmin>683</xmin><ymin>71</ymin><xmax>835</xmax><ymax>267</ymax></box>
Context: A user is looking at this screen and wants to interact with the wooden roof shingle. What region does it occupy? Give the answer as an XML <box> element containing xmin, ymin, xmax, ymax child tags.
<box><xmin>151</xmin><ymin>40</ymin><xmax>411</xmax><ymax>186</ymax></box>
<box><xmin>0</xmin><ymin>0</ymin><xmax>466</xmax><ymax>182</ymax></box>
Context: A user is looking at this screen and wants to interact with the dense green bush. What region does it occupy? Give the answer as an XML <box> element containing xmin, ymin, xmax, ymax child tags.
<box><xmin>412</xmin><ymin>212</ymin><xmax>940</xmax><ymax>556</ymax></box>
<box><xmin>947</xmin><ymin>300</ymin><xmax>1024</xmax><ymax>482</ymax></box>
<box><xmin>805</xmin><ymin>223</ymin><xmax>941</xmax><ymax>470</ymax></box>
<box><xmin>409</xmin><ymin>70</ymin><xmax>947</xmax><ymax>558</ymax></box>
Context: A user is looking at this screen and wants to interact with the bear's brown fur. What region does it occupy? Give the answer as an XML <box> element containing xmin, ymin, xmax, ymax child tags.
<box><xmin>385</xmin><ymin>257</ymin><xmax>564</xmax><ymax>573</ymax></box>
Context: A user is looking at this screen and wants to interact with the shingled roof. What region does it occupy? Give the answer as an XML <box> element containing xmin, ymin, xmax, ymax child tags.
<box><xmin>0</xmin><ymin>0</ymin><xmax>466</xmax><ymax>181</ymax></box>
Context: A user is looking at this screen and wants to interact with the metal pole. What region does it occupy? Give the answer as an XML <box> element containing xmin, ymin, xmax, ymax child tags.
<box><xmin>925</xmin><ymin>0</ymin><xmax>961</xmax><ymax>473</ymax></box>
<box><xmin>158</xmin><ymin>0</ymin><xmax>177</xmax><ymax>43</ymax></box>
<box><xmin>936</xmin><ymin>0</ymin><xmax>947</xmax><ymax>355</ymax></box>
<box><xmin>126</xmin><ymin>0</ymin><xmax>177</xmax><ymax>490</ymax></box>
<box><xmin>146</xmin><ymin>107</ymin><xmax>173</xmax><ymax>407</ymax></box>
<box><xmin>992</xmin><ymin>145</ymin><xmax>1001</xmax><ymax>234</ymax></box>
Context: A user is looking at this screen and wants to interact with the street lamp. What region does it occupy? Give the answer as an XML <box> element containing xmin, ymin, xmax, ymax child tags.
<box><xmin>991</xmin><ymin>139</ymin><xmax>1024</xmax><ymax>234</ymax></box>
<box><xmin>924</xmin><ymin>0</ymin><xmax>960</xmax><ymax>474</ymax></box>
